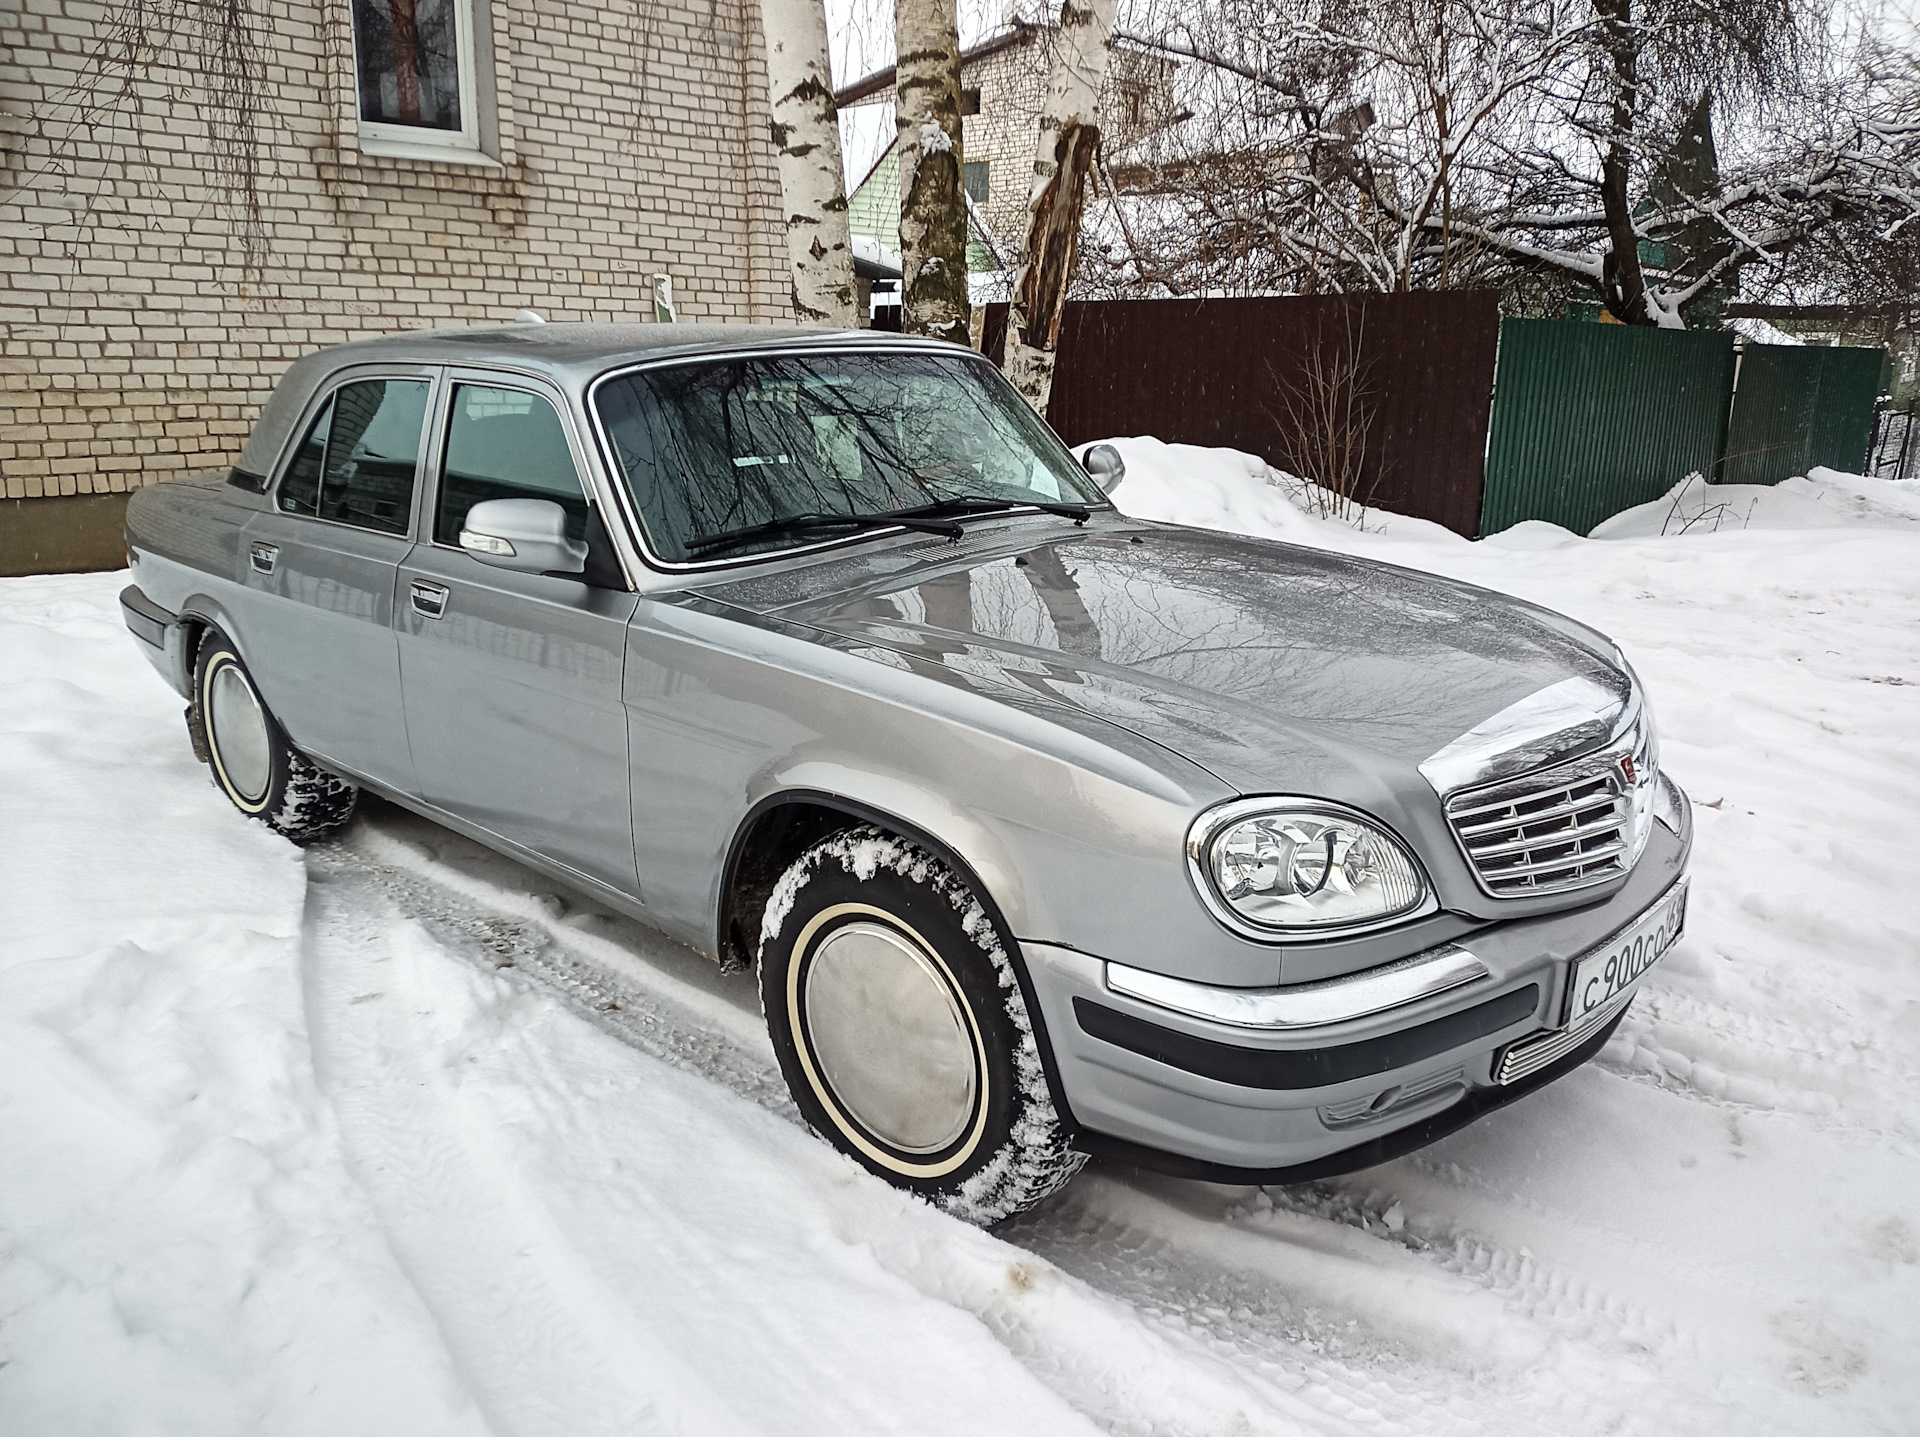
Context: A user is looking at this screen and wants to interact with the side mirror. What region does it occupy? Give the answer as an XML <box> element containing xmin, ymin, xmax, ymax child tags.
<box><xmin>459</xmin><ymin>498</ymin><xmax>588</xmax><ymax>575</ymax></box>
<box><xmin>1081</xmin><ymin>443</ymin><xmax>1125</xmax><ymax>493</ymax></box>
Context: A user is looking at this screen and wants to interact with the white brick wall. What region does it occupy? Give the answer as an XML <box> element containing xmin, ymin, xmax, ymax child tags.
<box><xmin>0</xmin><ymin>0</ymin><xmax>790</xmax><ymax>499</ymax></box>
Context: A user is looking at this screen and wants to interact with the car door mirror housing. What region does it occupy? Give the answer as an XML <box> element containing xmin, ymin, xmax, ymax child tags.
<box><xmin>459</xmin><ymin>498</ymin><xmax>589</xmax><ymax>575</ymax></box>
<box><xmin>1081</xmin><ymin>443</ymin><xmax>1126</xmax><ymax>493</ymax></box>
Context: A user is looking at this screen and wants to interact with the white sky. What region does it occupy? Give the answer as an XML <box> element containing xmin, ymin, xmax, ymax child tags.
<box><xmin>827</xmin><ymin>0</ymin><xmax>1920</xmax><ymax>190</ymax></box>
<box><xmin>828</xmin><ymin>0</ymin><xmax>1012</xmax><ymax>188</ymax></box>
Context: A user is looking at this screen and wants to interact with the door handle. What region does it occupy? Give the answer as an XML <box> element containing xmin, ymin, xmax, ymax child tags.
<box><xmin>248</xmin><ymin>541</ymin><xmax>278</xmax><ymax>575</ymax></box>
<box><xmin>409</xmin><ymin>579</ymin><xmax>449</xmax><ymax>619</ymax></box>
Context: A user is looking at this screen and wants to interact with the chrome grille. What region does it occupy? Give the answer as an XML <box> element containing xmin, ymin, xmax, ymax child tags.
<box><xmin>1446</xmin><ymin>753</ymin><xmax>1631</xmax><ymax>897</ymax></box>
<box><xmin>1496</xmin><ymin>990</ymin><xmax>1633</xmax><ymax>1084</ymax></box>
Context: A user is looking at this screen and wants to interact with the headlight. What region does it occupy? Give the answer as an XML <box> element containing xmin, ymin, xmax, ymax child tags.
<box><xmin>1188</xmin><ymin>801</ymin><xmax>1430</xmax><ymax>936</ymax></box>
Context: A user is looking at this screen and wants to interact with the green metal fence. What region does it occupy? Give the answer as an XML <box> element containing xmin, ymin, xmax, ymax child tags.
<box><xmin>1480</xmin><ymin>319</ymin><xmax>1736</xmax><ymax>536</ymax></box>
<box><xmin>1719</xmin><ymin>344</ymin><xmax>1886</xmax><ymax>485</ymax></box>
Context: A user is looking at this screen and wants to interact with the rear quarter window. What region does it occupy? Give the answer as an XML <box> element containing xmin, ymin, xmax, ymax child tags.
<box><xmin>277</xmin><ymin>378</ymin><xmax>430</xmax><ymax>535</ymax></box>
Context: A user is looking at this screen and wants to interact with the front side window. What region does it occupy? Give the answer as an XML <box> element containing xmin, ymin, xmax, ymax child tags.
<box><xmin>435</xmin><ymin>384</ymin><xmax>588</xmax><ymax>546</ymax></box>
<box><xmin>278</xmin><ymin>378</ymin><xmax>430</xmax><ymax>535</ymax></box>
<box><xmin>593</xmin><ymin>351</ymin><xmax>1104</xmax><ymax>564</ymax></box>
<box><xmin>352</xmin><ymin>0</ymin><xmax>476</xmax><ymax>149</ymax></box>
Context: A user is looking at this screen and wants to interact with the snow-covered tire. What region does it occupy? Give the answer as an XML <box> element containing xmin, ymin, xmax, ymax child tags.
<box><xmin>192</xmin><ymin>630</ymin><xmax>358</xmax><ymax>844</ymax></box>
<box><xmin>758</xmin><ymin>826</ymin><xmax>1086</xmax><ymax>1226</ymax></box>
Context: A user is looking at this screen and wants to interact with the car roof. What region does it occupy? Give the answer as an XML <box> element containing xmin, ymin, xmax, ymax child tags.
<box><xmin>306</xmin><ymin>320</ymin><xmax>948</xmax><ymax>373</ymax></box>
<box><xmin>233</xmin><ymin>321</ymin><xmax>962</xmax><ymax>482</ymax></box>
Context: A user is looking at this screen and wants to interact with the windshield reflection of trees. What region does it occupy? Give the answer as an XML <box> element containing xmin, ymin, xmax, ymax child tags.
<box><xmin>596</xmin><ymin>354</ymin><xmax>1098</xmax><ymax>561</ymax></box>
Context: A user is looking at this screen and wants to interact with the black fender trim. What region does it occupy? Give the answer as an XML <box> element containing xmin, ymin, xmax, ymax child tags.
<box><xmin>1073</xmin><ymin>983</ymin><xmax>1541</xmax><ymax>1091</ymax></box>
<box><xmin>118</xmin><ymin>584</ymin><xmax>176</xmax><ymax>648</ymax></box>
<box><xmin>1072</xmin><ymin>1002</ymin><xmax>1631</xmax><ymax>1187</ymax></box>
<box><xmin>720</xmin><ymin>788</ymin><xmax>1087</xmax><ymax>1140</ymax></box>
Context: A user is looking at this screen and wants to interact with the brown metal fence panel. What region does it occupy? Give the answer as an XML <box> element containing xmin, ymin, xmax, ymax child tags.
<box><xmin>981</xmin><ymin>293</ymin><xmax>1501</xmax><ymax>537</ymax></box>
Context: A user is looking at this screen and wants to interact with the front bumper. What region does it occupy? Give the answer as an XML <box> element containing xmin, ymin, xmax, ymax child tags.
<box><xmin>1022</xmin><ymin>777</ymin><xmax>1693</xmax><ymax>1182</ymax></box>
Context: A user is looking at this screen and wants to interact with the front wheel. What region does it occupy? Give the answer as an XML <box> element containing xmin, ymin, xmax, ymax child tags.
<box><xmin>758</xmin><ymin>827</ymin><xmax>1086</xmax><ymax>1225</ymax></box>
<box><xmin>192</xmin><ymin>630</ymin><xmax>358</xmax><ymax>843</ymax></box>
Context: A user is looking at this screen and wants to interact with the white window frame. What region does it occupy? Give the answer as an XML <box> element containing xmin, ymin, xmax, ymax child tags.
<box><xmin>351</xmin><ymin>0</ymin><xmax>486</xmax><ymax>163</ymax></box>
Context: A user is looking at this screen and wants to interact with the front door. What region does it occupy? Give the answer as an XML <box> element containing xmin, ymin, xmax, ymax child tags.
<box><xmin>395</xmin><ymin>375</ymin><xmax>640</xmax><ymax>895</ymax></box>
<box><xmin>239</xmin><ymin>369</ymin><xmax>433</xmax><ymax>791</ymax></box>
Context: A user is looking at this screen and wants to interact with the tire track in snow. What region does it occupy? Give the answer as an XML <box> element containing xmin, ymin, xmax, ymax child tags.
<box><xmin>1252</xmin><ymin>1179</ymin><xmax>1685</xmax><ymax>1357</ymax></box>
<box><xmin>1597</xmin><ymin>988</ymin><xmax>1920</xmax><ymax>1146</ymax></box>
<box><xmin>1003</xmin><ymin>1167</ymin><xmax>1789</xmax><ymax>1437</ymax></box>
<box><xmin>302</xmin><ymin>873</ymin><xmax>750</xmax><ymax>1437</ymax></box>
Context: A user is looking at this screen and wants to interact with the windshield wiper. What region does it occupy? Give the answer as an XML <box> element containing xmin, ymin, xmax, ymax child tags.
<box><xmin>897</xmin><ymin>493</ymin><xmax>1093</xmax><ymax>524</ymax></box>
<box><xmin>683</xmin><ymin>510</ymin><xmax>965</xmax><ymax>556</ymax></box>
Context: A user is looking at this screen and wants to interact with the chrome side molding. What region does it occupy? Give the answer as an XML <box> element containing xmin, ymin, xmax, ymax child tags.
<box><xmin>1105</xmin><ymin>943</ymin><xmax>1492</xmax><ymax>1031</ymax></box>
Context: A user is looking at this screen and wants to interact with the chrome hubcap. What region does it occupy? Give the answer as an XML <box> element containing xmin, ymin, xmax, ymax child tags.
<box><xmin>802</xmin><ymin>921</ymin><xmax>979</xmax><ymax>1154</ymax></box>
<box><xmin>208</xmin><ymin>662</ymin><xmax>272</xmax><ymax>802</ymax></box>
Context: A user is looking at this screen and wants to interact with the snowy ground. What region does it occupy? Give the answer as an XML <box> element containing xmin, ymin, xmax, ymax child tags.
<box><xmin>3</xmin><ymin>452</ymin><xmax>1918</xmax><ymax>1436</ymax></box>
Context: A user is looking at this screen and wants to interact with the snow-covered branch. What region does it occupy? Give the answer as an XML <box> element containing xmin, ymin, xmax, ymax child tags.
<box><xmin>1081</xmin><ymin>0</ymin><xmax>1920</xmax><ymax>320</ymax></box>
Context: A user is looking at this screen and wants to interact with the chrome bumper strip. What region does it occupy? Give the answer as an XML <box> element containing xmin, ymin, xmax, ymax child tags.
<box><xmin>1105</xmin><ymin>943</ymin><xmax>1492</xmax><ymax>1032</ymax></box>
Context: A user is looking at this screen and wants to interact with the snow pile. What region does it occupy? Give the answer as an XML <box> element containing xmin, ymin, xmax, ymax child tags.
<box><xmin>1099</xmin><ymin>433</ymin><xmax>1920</xmax><ymax>548</ymax></box>
<box><xmin>1097</xmin><ymin>434</ymin><xmax>1460</xmax><ymax>545</ymax></box>
<box><xmin>1589</xmin><ymin>468</ymin><xmax>1920</xmax><ymax>538</ymax></box>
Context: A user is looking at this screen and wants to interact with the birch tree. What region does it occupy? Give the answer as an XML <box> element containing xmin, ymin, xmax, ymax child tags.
<box><xmin>761</xmin><ymin>0</ymin><xmax>858</xmax><ymax>325</ymax></box>
<box><xmin>1004</xmin><ymin>0</ymin><xmax>1121</xmax><ymax>410</ymax></box>
<box><xmin>895</xmin><ymin>0</ymin><xmax>971</xmax><ymax>343</ymax></box>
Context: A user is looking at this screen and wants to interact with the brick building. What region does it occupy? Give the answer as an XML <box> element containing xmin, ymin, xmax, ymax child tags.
<box><xmin>1</xmin><ymin>0</ymin><xmax>790</xmax><ymax>569</ymax></box>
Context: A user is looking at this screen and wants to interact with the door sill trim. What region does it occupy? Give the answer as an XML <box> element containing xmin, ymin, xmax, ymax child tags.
<box><xmin>313</xmin><ymin>761</ymin><xmax>666</xmax><ymax>942</ymax></box>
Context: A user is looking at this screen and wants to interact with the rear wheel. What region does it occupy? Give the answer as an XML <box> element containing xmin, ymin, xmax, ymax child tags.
<box><xmin>758</xmin><ymin>826</ymin><xmax>1085</xmax><ymax>1225</ymax></box>
<box><xmin>192</xmin><ymin>630</ymin><xmax>358</xmax><ymax>843</ymax></box>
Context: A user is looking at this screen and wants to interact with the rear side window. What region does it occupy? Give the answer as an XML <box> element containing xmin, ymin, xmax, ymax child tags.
<box><xmin>277</xmin><ymin>378</ymin><xmax>430</xmax><ymax>536</ymax></box>
<box><xmin>434</xmin><ymin>384</ymin><xmax>589</xmax><ymax>546</ymax></box>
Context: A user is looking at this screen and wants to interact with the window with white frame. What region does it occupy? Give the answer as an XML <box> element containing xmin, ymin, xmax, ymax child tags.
<box><xmin>351</xmin><ymin>0</ymin><xmax>481</xmax><ymax>155</ymax></box>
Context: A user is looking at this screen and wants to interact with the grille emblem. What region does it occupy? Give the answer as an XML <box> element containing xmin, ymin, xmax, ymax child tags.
<box><xmin>1620</xmin><ymin>754</ymin><xmax>1636</xmax><ymax>784</ymax></box>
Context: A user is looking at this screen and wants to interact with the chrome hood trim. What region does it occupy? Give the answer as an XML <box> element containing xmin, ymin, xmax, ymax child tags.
<box><xmin>1418</xmin><ymin>672</ymin><xmax>1631</xmax><ymax>797</ymax></box>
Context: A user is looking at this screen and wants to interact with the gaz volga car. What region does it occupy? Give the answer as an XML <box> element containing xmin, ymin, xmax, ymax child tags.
<box><xmin>121</xmin><ymin>323</ymin><xmax>1692</xmax><ymax>1224</ymax></box>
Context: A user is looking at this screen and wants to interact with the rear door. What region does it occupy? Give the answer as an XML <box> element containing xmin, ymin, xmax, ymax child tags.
<box><xmin>238</xmin><ymin>366</ymin><xmax>436</xmax><ymax>790</ymax></box>
<box><xmin>395</xmin><ymin>372</ymin><xmax>641</xmax><ymax>894</ymax></box>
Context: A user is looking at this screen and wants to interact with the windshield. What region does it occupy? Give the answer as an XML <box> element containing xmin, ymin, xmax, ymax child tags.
<box><xmin>593</xmin><ymin>350</ymin><xmax>1106</xmax><ymax>563</ymax></box>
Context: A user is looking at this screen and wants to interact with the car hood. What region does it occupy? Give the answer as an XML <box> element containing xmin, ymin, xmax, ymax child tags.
<box><xmin>695</xmin><ymin>521</ymin><xmax>1628</xmax><ymax>801</ymax></box>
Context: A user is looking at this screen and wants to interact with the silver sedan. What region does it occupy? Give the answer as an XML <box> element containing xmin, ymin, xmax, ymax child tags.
<box><xmin>120</xmin><ymin>323</ymin><xmax>1693</xmax><ymax>1224</ymax></box>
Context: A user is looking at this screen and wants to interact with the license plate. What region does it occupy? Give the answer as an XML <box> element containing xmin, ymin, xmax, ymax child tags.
<box><xmin>1564</xmin><ymin>879</ymin><xmax>1688</xmax><ymax>1031</ymax></box>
